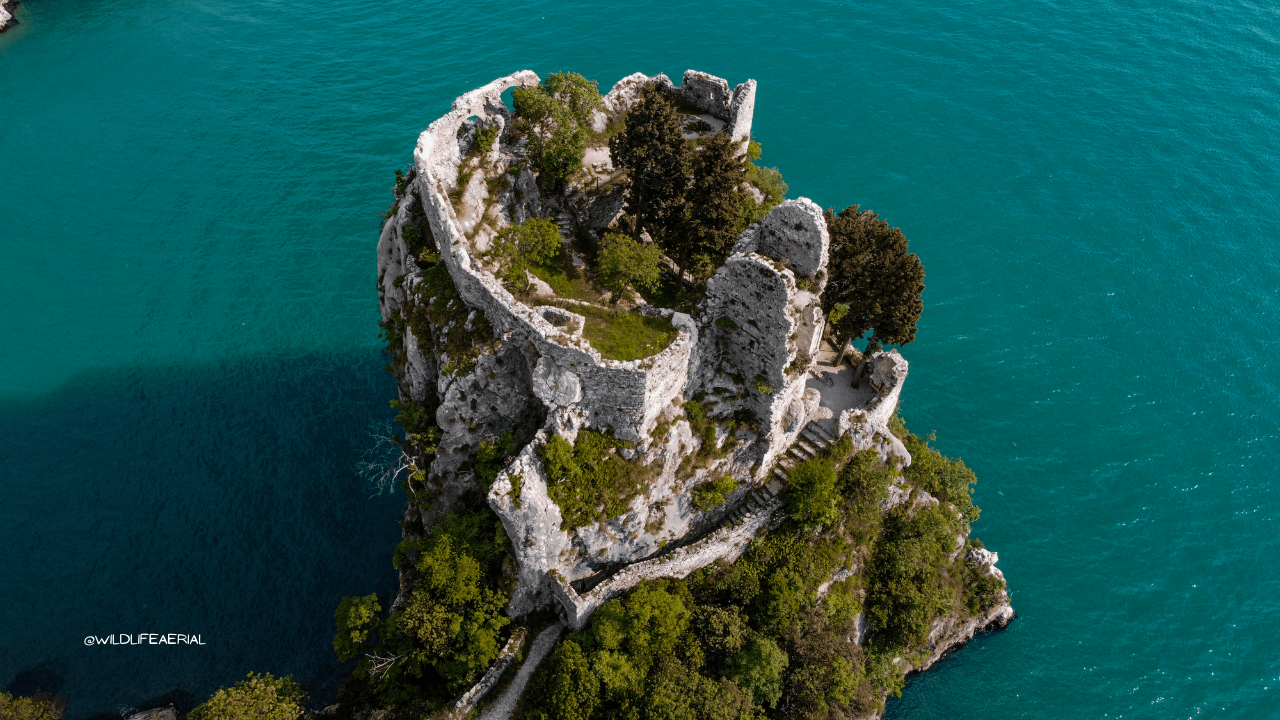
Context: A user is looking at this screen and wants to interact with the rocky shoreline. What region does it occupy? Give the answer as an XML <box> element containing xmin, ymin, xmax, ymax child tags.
<box><xmin>1</xmin><ymin>0</ymin><xmax>17</xmax><ymax>32</ymax></box>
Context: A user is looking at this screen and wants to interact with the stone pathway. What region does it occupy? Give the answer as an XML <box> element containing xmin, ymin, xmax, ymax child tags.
<box><xmin>478</xmin><ymin>622</ymin><xmax>565</xmax><ymax>720</ymax></box>
<box><xmin>766</xmin><ymin>421</ymin><xmax>840</xmax><ymax>486</ymax></box>
<box><xmin>805</xmin><ymin>341</ymin><xmax>876</xmax><ymax>436</ymax></box>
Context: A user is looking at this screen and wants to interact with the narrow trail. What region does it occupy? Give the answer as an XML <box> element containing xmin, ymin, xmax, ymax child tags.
<box><xmin>479</xmin><ymin>622</ymin><xmax>565</xmax><ymax>720</ymax></box>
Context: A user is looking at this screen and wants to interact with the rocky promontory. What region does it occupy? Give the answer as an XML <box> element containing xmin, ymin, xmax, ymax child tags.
<box><xmin>350</xmin><ymin>68</ymin><xmax>1012</xmax><ymax>719</ymax></box>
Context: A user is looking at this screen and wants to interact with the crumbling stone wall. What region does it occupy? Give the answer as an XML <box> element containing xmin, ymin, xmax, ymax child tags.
<box><xmin>547</xmin><ymin>493</ymin><xmax>784</xmax><ymax>630</ymax></box>
<box><xmin>600</xmin><ymin>70</ymin><xmax>755</xmax><ymax>152</ymax></box>
<box><xmin>378</xmin><ymin>72</ymin><xmax>908</xmax><ymax>622</ymax></box>
<box><xmin>693</xmin><ymin>199</ymin><xmax>830</xmax><ymax>470</ymax></box>
<box><xmin>750</xmin><ymin>197</ymin><xmax>830</xmax><ymax>279</ymax></box>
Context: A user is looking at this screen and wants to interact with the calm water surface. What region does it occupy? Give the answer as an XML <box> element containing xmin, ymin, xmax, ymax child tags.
<box><xmin>3</xmin><ymin>0</ymin><xmax>1279</xmax><ymax>717</ymax></box>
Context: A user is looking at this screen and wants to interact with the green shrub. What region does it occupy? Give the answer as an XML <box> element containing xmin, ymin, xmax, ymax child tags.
<box><xmin>0</xmin><ymin>692</ymin><xmax>64</xmax><ymax>720</ymax></box>
<box><xmin>674</xmin><ymin>400</ymin><xmax>746</xmax><ymax>481</ymax></box>
<box><xmin>963</xmin><ymin>564</ymin><xmax>1006</xmax><ymax>615</ymax></box>
<box><xmin>693</xmin><ymin>475</ymin><xmax>739</xmax><ymax>512</ymax></box>
<box><xmin>725</xmin><ymin>636</ymin><xmax>788</xmax><ymax>709</ymax></box>
<box><xmin>902</xmin><ymin>430</ymin><xmax>979</xmax><ymax>521</ymax></box>
<box><xmin>683</xmin><ymin>399</ymin><xmax>706</xmax><ymax>423</ymax></box>
<box><xmin>189</xmin><ymin>673</ymin><xmax>307</xmax><ymax>720</ymax></box>
<box><xmin>542</xmin><ymin>72</ymin><xmax>604</xmax><ymax>127</ymax></box>
<box><xmin>753</xmin><ymin>374</ymin><xmax>773</xmax><ymax>395</ymax></box>
<box><xmin>390</xmin><ymin>399</ymin><xmax>440</xmax><ymax>454</ymax></box>
<box><xmin>404</xmin><ymin>262</ymin><xmax>497</xmax><ymax>377</ymax></box>
<box><xmin>597</xmin><ymin>231</ymin><xmax>663</xmax><ymax>296</ymax></box>
<box><xmin>715</xmin><ymin>316</ymin><xmax>739</xmax><ymax>330</ymax></box>
<box><xmin>489</xmin><ymin>217</ymin><xmax>562</xmax><ymax>291</ymax></box>
<box><xmin>888</xmin><ymin>412</ymin><xmax>907</xmax><ymax>439</ymax></box>
<box><xmin>474</xmin><ymin>125</ymin><xmax>498</xmax><ymax>154</ymax></box>
<box><xmin>512</xmin><ymin>72</ymin><xmax>602</xmax><ymax>190</ymax></box>
<box><xmin>824</xmin><ymin>579</ymin><xmax>863</xmax><ymax>626</ymax></box>
<box><xmin>740</xmin><ymin>143</ymin><xmax>789</xmax><ymax>226</ymax></box>
<box><xmin>786</xmin><ymin>456</ymin><xmax>840</xmax><ymax>529</ymax></box>
<box><xmin>827</xmin><ymin>433</ymin><xmax>855</xmax><ymax>464</ymax></box>
<box><xmin>333</xmin><ymin>594</ymin><xmax>382</xmax><ymax>662</ymax></box>
<box><xmin>863</xmin><ymin>504</ymin><xmax>959</xmax><ymax>647</ymax></box>
<box><xmin>525</xmin><ymin>640</ymin><xmax>600</xmax><ymax>720</ymax></box>
<box><xmin>838</xmin><ymin>449</ymin><xmax>894</xmax><ymax>546</ymax></box>
<box><xmin>538</xmin><ymin>430</ymin><xmax>657</xmax><ymax>530</ymax></box>
<box><xmin>475</xmin><ymin>431</ymin><xmax>516</xmax><ymax>487</ymax></box>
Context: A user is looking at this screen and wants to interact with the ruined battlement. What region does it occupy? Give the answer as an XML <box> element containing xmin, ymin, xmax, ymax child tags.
<box><xmin>377</xmin><ymin>70</ymin><xmax>909</xmax><ymax>618</ymax></box>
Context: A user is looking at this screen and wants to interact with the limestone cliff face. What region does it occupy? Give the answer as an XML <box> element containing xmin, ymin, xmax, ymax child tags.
<box><xmin>377</xmin><ymin>70</ymin><xmax>910</xmax><ymax>620</ymax></box>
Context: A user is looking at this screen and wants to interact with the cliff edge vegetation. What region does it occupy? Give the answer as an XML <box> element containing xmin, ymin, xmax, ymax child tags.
<box><xmin>158</xmin><ymin>68</ymin><xmax>1011</xmax><ymax>720</ymax></box>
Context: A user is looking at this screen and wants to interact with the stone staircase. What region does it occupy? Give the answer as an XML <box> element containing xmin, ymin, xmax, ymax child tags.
<box><xmin>723</xmin><ymin>421</ymin><xmax>840</xmax><ymax>525</ymax></box>
<box><xmin>553</xmin><ymin>212</ymin><xmax>573</xmax><ymax>242</ymax></box>
<box><xmin>770</xmin><ymin>421</ymin><xmax>839</xmax><ymax>484</ymax></box>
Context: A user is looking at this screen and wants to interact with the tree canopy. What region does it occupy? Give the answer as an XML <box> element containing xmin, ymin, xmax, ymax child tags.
<box><xmin>332</xmin><ymin>509</ymin><xmax>514</xmax><ymax>704</ymax></box>
<box><xmin>399</xmin><ymin>534</ymin><xmax>511</xmax><ymax>687</ymax></box>
<box><xmin>596</xmin><ymin>231</ymin><xmax>663</xmax><ymax>297</ymax></box>
<box><xmin>526</xmin><ymin>640</ymin><xmax>601</xmax><ymax>720</ymax></box>
<box><xmin>189</xmin><ymin>673</ymin><xmax>307</xmax><ymax>720</ymax></box>
<box><xmin>513</xmin><ymin>72</ymin><xmax>602</xmax><ymax>190</ymax></box>
<box><xmin>489</xmin><ymin>217</ymin><xmax>562</xmax><ymax>291</ymax></box>
<box><xmin>823</xmin><ymin>205</ymin><xmax>925</xmax><ymax>355</ymax></box>
<box><xmin>724</xmin><ymin>636</ymin><xmax>789</xmax><ymax>709</ymax></box>
<box><xmin>685</xmin><ymin>131</ymin><xmax>747</xmax><ymax>277</ymax></box>
<box><xmin>609</xmin><ymin>85</ymin><xmax>689</xmax><ymax>248</ymax></box>
<box><xmin>0</xmin><ymin>692</ymin><xmax>64</xmax><ymax>720</ymax></box>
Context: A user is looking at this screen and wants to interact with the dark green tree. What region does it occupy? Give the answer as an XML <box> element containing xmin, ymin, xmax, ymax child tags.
<box><xmin>513</xmin><ymin>72</ymin><xmax>601</xmax><ymax>190</ymax></box>
<box><xmin>823</xmin><ymin>205</ymin><xmax>925</xmax><ymax>357</ymax></box>
<box><xmin>724</xmin><ymin>636</ymin><xmax>789</xmax><ymax>710</ymax></box>
<box><xmin>609</xmin><ymin>85</ymin><xmax>689</xmax><ymax>248</ymax></box>
<box><xmin>526</xmin><ymin>640</ymin><xmax>601</xmax><ymax>720</ymax></box>
<box><xmin>488</xmin><ymin>217</ymin><xmax>562</xmax><ymax>291</ymax></box>
<box><xmin>597</xmin><ymin>230</ymin><xmax>663</xmax><ymax>297</ymax></box>
<box><xmin>685</xmin><ymin>131</ymin><xmax>747</xmax><ymax>276</ymax></box>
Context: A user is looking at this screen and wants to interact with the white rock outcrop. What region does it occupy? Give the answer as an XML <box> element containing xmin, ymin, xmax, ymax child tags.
<box><xmin>378</xmin><ymin>71</ymin><xmax>909</xmax><ymax>622</ymax></box>
<box><xmin>0</xmin><ymin>0</ymin><xmax>16</xmax><ymax>32</ymax></box>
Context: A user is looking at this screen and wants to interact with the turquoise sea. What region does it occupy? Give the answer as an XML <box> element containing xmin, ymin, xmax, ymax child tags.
<box><xmin>3</xmin><ymin>0</ymin><xmax>1279</xmax><ymax>716</ymax></box>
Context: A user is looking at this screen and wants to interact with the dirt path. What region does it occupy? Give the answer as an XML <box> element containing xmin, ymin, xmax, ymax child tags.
<box><xmin>479</xmin><ymin>622</ymin><xmax>565</xmax><ymax>720</ymax></box>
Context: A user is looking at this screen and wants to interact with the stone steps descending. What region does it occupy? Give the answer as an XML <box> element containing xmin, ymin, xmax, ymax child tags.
<box><xmin>802</xmin><ymin>423</ymin><xmax>835</xmax><ymax>446</ymax></box>
<box><xmin>770</xmin><ymin>419</ymin><xmax>841</xmax><ymax>483</ymax></box>
<box><xmin>553</xmin><ymin>213</ymin><xmax>572</xmax><ymax>241</ymax></box>
<box><xmin>721</xmin><ymin>420</ymin><xmax>844</xmax><ymax>530</ymax></box>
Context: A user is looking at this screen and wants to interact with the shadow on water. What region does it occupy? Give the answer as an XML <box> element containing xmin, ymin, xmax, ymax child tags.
<box><xmin>0</xmin><ymin>350</ymin><xmax>405</xmax><ymax>718</ymax></box>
